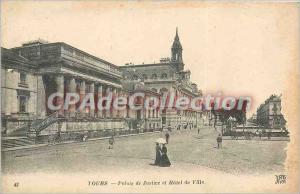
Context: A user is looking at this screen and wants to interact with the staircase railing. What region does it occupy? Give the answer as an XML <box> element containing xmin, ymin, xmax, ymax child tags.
<box><xmin>3</xmin><ymin>124</ymin><xmax>29</xmax><ymax>137</ymax></box>
<box><xmin>27</xmin><ymin>112</ymin><xmax>59</xmax><ymax>136</ymax></box>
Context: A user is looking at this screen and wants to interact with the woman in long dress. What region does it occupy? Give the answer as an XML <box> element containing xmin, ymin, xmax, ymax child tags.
<box><xmin>154</xmin><ymin>143</ymin><xmax>162</xmax><ymax>165</ymax></box>
<box><xmin>159</xmin><ymin>144</ymin><xmax>171</xmax><ymax>167</ymax></box>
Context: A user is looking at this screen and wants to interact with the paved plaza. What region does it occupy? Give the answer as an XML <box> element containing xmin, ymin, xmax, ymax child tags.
<box><xmin>2</xmin><ymin>127</ymin><xmax>287</xmax><ymax>175</ymax></box>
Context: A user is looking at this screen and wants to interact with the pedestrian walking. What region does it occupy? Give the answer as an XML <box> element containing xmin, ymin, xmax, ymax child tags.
<box><xmin>159</xmin><ymin>144</ymin><xmax>171</xmax><ymax>167</ymax></box>
<box><xmin>82</xmin><ymin>133</ymin><xmax>88</xmax><ymax>142</ymax></box>
<box><xmin>154</xmin><ymin>143</ymin><xmax>162</xmax><ymax>165</ymax></box>
<box><xmin>258</xmin><ymin>131</ymin><xmax>262</xmax><ymax>140</ymax></box>
<box><xmin>167</xmin><ymin>125</ymin><xmax>172</xmax><ymax>132</ymax></box>
<box><xmin>55</xmin><ymin>132</ymin><xmax>61</xmax><ymax>144</ymax></box>
<box><xmin>198</xmin><ymin>127</ymin><xmax>200</xmax><ymax>134</ymax></box>
<box><xmin>217</xmin><ymin>134</ymin><xmax>222</xmax><ymax>149</ymax></box>
<box><xmin>108</xmin><ymin>135</ymin><xmax>115</xmax><ymax>149</ymax></box>
<box><xmin>165</xmin><ymin>132</ymin><xmax>170</xmax><ymax>144</ymax></box>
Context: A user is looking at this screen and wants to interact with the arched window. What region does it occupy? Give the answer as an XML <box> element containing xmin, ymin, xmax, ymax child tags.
<box><xmin>161</xmin><ymin>73</ymin><xmax>168</xmax><ymax>79</ymax></box>
<box><xmin>160</xmin><ymin>88</ymin><xmax>168</xmax><ymax>95</ymax></box>
<box><xmin>151</xmin><ymin>88</ymin><xmax>157</xmax><ymax>92</ymax></box>
<box><xmin>151</xmin><ymin>73</ymin><xmax>157</xmax><ymax>80</ymax></box>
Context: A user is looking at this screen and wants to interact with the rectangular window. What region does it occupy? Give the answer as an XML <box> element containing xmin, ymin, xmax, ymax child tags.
<box><xmin>20</xmin><ymin>73</ymin><xmax>27</xmax><ymax>84</ymax></box>
<box><xmin>126</xmin><ymin>107</ymin><xmax>129</xmax><ymax>118</ymax></box>
<box><xmin>19</xmin><ymin>96</ymin><xmax>27</xmax><ymax>113</ymax></box>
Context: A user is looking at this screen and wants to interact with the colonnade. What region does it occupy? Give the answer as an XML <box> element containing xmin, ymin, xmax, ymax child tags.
<box><xmin>54</xmin><ymin>75</ymin><xmax>124</xmax><ymax>119</ymax></box>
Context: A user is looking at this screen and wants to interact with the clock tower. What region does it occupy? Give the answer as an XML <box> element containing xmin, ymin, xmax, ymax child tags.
<box><xmin>171</xmin><ymin>28</ymin><xmax>184</xmax><ymax>71</ymax></box>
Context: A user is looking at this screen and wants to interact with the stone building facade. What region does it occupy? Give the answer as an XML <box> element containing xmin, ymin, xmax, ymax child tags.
<box><xmin>1</xmin><ymin>30</ymin><xmax>203</xmax><ymax>139</ymax></box>
<box><xmin>122</xmin><ymin>81</ymin><xmax>162</xmax><ymax>133</ymax></box>
<box><xmin>2</xmin><ymin>40</ymin><xmax>124</xmax><ymax>137</ymax></box>
<box><xmin>256</xmin><ymin>94</ymin><xmax>286</xmax><ymax>129</ymax></box>
<box><xmin>120</xmin><ymin>29</ymin><xmax>202</xmax><ymax>129</ymax></box>
<box><xmin>1</xmin><ymin>48</ymin><xmax>39</xmax><ymax>133</ymax></box>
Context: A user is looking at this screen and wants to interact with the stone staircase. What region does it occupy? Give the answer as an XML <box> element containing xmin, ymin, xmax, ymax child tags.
<box><xmin>2</xmin><ymin>137</ymin><xmax>37</xmax><ymax>149</ymax></box>
<box><xmin>27</xmin><ymin>111</ymin><xmax>59</xmax><ymax>137</ymax></box>
<box><xmin>2</xmin><ymin>112</ymin><xmax>60</xmax><ymax>150</ymax></box>
<box><xmin>3</xmin><ymin>125</ymin><xmax>29</xmax><ymax>137</ymax></box>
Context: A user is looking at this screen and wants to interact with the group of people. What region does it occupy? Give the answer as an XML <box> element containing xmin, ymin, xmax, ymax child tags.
<box><xmin>108</xmin><ymin>132</ymin><xmax>171</xmax><ymax>167</ymax></box>
<box><xmin>176</xmin><ymin>123</ymin><xmax>194</xmax><ymax>130</ymax></box>
<box><xmin>255</xmin><ymin>130</ymin><xmax>272</xmax><ymax>140</ymax></box>
<box><xmin>154</xmin><ymin>143</ymin><xmax>171</xmax><ymax>167</ymax></box>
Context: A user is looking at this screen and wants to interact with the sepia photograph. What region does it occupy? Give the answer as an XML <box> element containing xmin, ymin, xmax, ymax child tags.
<box><xmin>1</xmin><ymin>1</ymin><xmax>299</xmax><ymax>193</ymax></box>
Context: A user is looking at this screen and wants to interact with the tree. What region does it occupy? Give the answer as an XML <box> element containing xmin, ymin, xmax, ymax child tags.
<box><xmin>211</xmin><ymin>99</ymin><xmax>247</xmax><ymax>125</ymax></box>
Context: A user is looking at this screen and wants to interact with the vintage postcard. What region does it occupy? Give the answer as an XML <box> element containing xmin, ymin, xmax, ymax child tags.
<box><xmin>1</xmin><ymin>1</ymin><xmax>299</xmax><ymax>193</ymax></box>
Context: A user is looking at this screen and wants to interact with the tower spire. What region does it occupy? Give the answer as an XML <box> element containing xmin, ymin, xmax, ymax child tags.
<box><xmin>175</xmin><ymin>27</ymin><xmax>179</xmax><ymax>40</ymax></box>
<box><xmin>171</xmin><ymin>27</ymin><xmax>183</xmax><ymax>65</ymax></box>
<box><xmin>172</xmin><ymin>27</ymin><xmax>182</xmax><ymax>49</ymax></box>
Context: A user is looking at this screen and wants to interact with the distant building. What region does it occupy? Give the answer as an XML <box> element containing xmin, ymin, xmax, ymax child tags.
<box><xmin>256</xmin><ymin>94</ymin><xmax>286</xmax><ymax>129</ymax></box>
<box><xmin>122</xmin><ymin>80</ymin><xmax>162</xmax><ymax>133</ymax></box>
<box><xmin>247</xmin><ymin>114</ymin><xmax>257</xmax><ymax>124</ymax></box>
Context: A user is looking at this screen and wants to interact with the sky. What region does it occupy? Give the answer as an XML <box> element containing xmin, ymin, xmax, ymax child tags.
<box><xmin>1</xmin><ymin>1</ymin><xmax>299</xmax><ymax>116</ymax></box>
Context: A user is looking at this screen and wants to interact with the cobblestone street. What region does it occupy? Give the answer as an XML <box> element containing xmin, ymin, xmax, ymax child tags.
<box><xmin>2</xmin><ymin>126</ymin><xmax>287</xmax><ymax>175</ymax></box>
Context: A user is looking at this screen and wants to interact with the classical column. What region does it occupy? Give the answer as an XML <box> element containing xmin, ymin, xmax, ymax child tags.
<box><xmin>112</xmin><ymin>88</ymin><xmax>118</xmax><ymax>118</ymax></box>
<box><xmin>144</xmin><ymin>96</ymin><xmax>148</xmax><ymax>118</ymax></box>
<box><xmin>116</xmin><ymin>90</ymin><xmax>123</xmax><ymax>118</ymax></box>
<box><xmin>55</xmin><ymin>75</ymin><xmax>64</xmax><ymax>115</ymax></box>
<box><xmin>69</xmin><ymin>78</ymin><xmax>76</xmax><ymax>117</ymax></box>
<box><xmin>5</xmin><ymin>89</ymin><xmax>12</xmax><ymax>115</ymax></box>
<box><xmin>97</xmin><ymin>85</ymin><xmax>103</xmax><ymax>118</ymax></box>
<box><xmin>105</xmin><ymin>86</ymin><xmax>111</xmax><ymax>118</ymax></box>
<box><xmin>89</xmin><ymin>82</ymin><xmax>95</xmax><ymax>117</ymax></box>
<box><xmin>4</xmin><ymin>70</ymin><xmax>12</xmax><ymax>115</ymax></box>
<box><xmin>79</xmin><ymin>80</ymin><xmax>86</xmax><ymax>117</ymax></box>
<box><xmin>124</xmin><ymin>93</ymin><xmax>129</xmax><ymax>118</ymax></box>
<box><xmin>118</xmin><ymin>91</ymin><xmax>124</xmax><ymax>118</ymax></box>
<box><xmin>126</xmin><ymin>94</ymin><xmax>132</xmax><ymax>118</ymax></box>
<box><xmin>117</xmin><ymin>89</ymin><xmax>122</xmax><ymax>118</ymax></box>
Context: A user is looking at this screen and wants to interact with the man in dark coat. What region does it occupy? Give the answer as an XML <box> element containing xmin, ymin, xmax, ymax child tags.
<box><xmin>108</xmin><ymin>135</ymin><xmax>115</xmax><ymax>149</ymax></box>
<box><xmin>165</xmin><ymin>132</ymin><xmax>170</xmax><ymax>144</ymax></box>
<box><xmin>217</xmin><ymin>134</ymin><xmax>222</xmax><ymax>149</ymax></box>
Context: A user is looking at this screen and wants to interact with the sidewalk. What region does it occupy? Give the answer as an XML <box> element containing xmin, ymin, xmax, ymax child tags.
<box><xmin>2</xmin><ymin>131</ymin><xmax>161</xmax><ymax>152</ymax></box>
<box><xmin>222</xmin><ymin>136</ymin><xmax>290</xmax><ymax>141</ymax></box>
<box><xmin>2</xmin><ymin>136</ymin><xmax>28</xmax><ymax>140</ymax></box>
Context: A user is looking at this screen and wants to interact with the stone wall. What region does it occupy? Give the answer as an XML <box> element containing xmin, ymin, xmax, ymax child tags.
<box><xmin>1</xmin><ymin>69</ymin><xmax>38</xmax><ymax>115</ymax></box>
<box><xmin>37</xmin><ymin>119</ymin><xmax>149</xmax><ymax>143</ymax></box>
<box><xmin>40</xmin><ymin>120</ymin><xmax>125</xmax><ymax>135</ymax></box>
